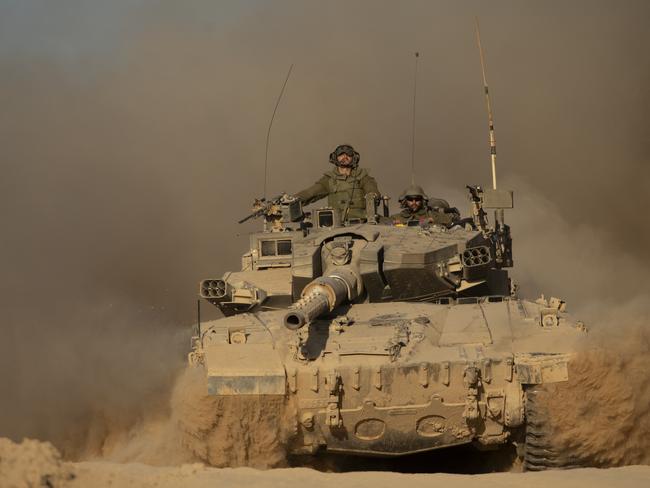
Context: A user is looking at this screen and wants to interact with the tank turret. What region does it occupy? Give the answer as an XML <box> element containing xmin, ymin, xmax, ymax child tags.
<box><xmin>201</xmin><ymin>186</ymin><xmax>515</xmax><ymax>320</ymax></box>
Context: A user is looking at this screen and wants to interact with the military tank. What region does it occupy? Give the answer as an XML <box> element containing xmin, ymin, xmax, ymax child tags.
<box><xmin>187</xmin><ymin>187</ymin><xmax>587</xmax><ymax>470</ymax></box>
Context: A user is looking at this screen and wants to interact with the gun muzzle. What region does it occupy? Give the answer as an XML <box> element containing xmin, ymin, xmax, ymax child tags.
<box><xmin>283</xmin><ymin>269</ymin><xmax>358</xmax><ymax>330</ymax></box>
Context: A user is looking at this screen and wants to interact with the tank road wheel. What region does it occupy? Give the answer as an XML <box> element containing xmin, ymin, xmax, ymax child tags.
<box><xmin>523</xmin><ymin>387</ymin><xmax>583</xmax><ymax>471</ymax></box>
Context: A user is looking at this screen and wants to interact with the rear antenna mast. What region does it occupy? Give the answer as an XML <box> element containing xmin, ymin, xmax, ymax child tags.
<box><xmin>263</xmin><ymin>64</ymin><xmax>294</xmax><ymax>199</ymax></box>
<box><xmin>474</xmin><ymin>18</ymin><xmax>498</xmax><ymax>191</ymax></box>
<box><xmin>410</xmin><ymin>52</ymin><xmax>420</xmax><ymax>185</ymax></box>
<box><xmin>475</xmin><ymin>19</ymin><xmax>506</xmax><ymax>229</ymax></box>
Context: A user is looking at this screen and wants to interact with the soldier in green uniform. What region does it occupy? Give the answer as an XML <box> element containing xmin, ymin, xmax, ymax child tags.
<box><xmin>391</xmin><ymin>185</ymin><xmax>460</xmax><ymax>226</ymax></box>
<box><xmin>295</xmin><ymin>144</ymin><xmax>380</xmax><ymax>221</ymax></box>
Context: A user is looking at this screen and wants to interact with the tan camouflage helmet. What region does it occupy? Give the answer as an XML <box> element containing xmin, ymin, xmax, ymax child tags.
<box><xmin>398</xmin><ymin>184</ymin><xmax>429</xmax><ymax>204</ymax></box>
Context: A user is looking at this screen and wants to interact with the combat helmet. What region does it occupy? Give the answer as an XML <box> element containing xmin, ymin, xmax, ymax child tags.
<box><xmin>329</xmin><ymin>144</ymin><xmax>360</xmax><ymax>168</ymax></box>
<box><xmin>398</xmin><ymin>184</ymin><xmax>429</xmax><ymax>204</ymax></box>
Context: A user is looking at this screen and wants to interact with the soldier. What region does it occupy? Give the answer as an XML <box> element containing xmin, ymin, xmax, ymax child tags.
<box><xmin>294</xmin><ymin>144</ymin><xmax>380</xmax><ymax>221</ymax></box>
<box><xmin>391</xmin><ymin>185</ymin><xmax>460</xmax><ymax>226</ymax></box>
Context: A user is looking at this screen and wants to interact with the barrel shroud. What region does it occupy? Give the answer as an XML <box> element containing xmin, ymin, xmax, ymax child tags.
<box><xmin>283</xmin><ymin>267</ymin><xmax>358</xmax><ymax>329</ymax></box>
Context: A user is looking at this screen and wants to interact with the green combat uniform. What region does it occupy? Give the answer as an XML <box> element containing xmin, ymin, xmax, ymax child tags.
<box><xmin>390</xmin><ymin>185</ymin><xmax>459</xmax><ymax>226</ymax></box>
<box><xmin>391</xmin><ymin>205</ymin><xmax>457</xmax><ymax>226</ymax></box>
<box><xmin>295</xmin><ymin>167</ymin><xmax>380</xmax><ymax>221</ymax></box>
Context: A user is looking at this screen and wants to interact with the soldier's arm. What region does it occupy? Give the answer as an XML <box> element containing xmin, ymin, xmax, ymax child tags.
<box><xmin>294</xmin><ymin>176</ymin><xmax>329</xmax><ymax>206</ymax></box>
<box><xmin>361</xmin><ymin>175</ymin><xmax>380</xmax><ymax>197</ymax></box>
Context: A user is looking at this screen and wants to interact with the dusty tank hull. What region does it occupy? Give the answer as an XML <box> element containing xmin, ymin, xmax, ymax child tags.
<box><xmin>191</xmin><ymin>194</ymin><xmax>586</xmax><ymax>461</ymax></box>
<box><xmin>191</xmin><ymin>296</ymin><xmax>585</xmax><ymax>457</ymax></box>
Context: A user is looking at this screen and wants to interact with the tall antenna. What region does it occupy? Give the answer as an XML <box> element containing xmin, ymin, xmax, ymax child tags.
<box><xmin>474</xmin><ymin>18</ymin><xmax>498</xmax><ymax>190</ymax></box>
<box><xmin>263</xmin><ymin>64</ymin><xmax>294</xmax><ymax>199</ymax></box>
<box><xmin>410</xmin><ymin>52</ymin><xmax>420</xmax><ymax>185</ymax></box>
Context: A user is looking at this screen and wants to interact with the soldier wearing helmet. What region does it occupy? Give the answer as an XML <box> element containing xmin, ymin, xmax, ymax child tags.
<box><xmin>295</xmin><ymin>144</ymin><xmax>380</xmax><ymax>221</ymax></box>
<box><xmin>391</xmin><ymin>184</ymin><xmax>460</xmax><ymax>226</ymax></box>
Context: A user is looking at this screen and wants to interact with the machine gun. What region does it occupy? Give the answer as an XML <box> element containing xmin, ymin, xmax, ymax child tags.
<box><xmin>238</xmin><ymin>193</ymin><xmax>303</xmax><ymax>231</ymax></box>
<box><xmin>238</xmin><ymin>194</ymin><xmax>283</xmax><ymax>224</ymax></box>
<box><xmin>467</xmin><ymin>185</ymin><xmax>489</xmax><ymax>231</ymax></box>
<box><xmin>466</xmin><ymin>185</ymin><xmax>513</xmax><ymax>268</ymax></box>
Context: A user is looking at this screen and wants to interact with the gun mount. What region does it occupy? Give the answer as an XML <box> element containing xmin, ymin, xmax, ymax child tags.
<box><xmin>283</xmin><ymin>268</ymin><xmax>358</xmax><ymax>330</ymax></box>
<box><xmin>466</xmin><ymin>185</ymin><xmax>514</xmax><ymax>267</ymax></box>
<box><xmin>238</xmin><ymin>193</ymin><xmax>303</xmax><ymax>231</ymax></box>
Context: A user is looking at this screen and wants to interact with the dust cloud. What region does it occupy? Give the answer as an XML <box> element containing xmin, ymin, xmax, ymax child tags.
<box><xmin>0</xmin><ymin>0</ymin><xmax>649</xmax><ymax>471</ymax></box>
<box><xmin>534</xmin><ymin>302</ymin><xmax>650</xmax><ymax>467</ymax></box>
<box><xmin>0</xmin><ymin>437</ymin><xmax>74</xmax><ymax>488</ymax></box>
<box><xmin>169</xmin><ymin>367</ymin><xmax>290</xmax><ymax>469</ymax></box>
<box><xmin>508</xmin><ymin>183</ymin><xmax>650</xmax><ymax>467</ymax></box>
<box><xmin>87</xmin><ymin>366</ymin><xmax>290</xmax><ymax>469</ymax></box>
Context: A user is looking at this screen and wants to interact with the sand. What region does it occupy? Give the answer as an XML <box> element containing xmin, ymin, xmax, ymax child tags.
<box><xmin>71</xmin><ymin>462</ymin><xmax>650</xmax><ymax>488</ymax></box>
<box><xmin>2</xmin><ymin>437</ymin><xmax>650</xmax><ymax>488</ymax></box>
<box><xmin>0</xmin><ymin>438</ymin><xmax>74</xmax><ymax>488</ymax></box>
<box><xmin>3</xmin><ymin>437</ymin><xmax>650</xmax><ymax>488</ymax></box>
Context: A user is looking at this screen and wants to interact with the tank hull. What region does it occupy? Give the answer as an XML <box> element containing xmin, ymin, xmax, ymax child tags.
<box><xmin>192</xmin><ymin>298</ymin><xmax>585</xmax><ymax>456</ymax></box>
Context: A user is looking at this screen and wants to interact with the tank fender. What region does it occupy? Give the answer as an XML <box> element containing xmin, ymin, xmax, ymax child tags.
<box><xmin>515</xmin><ymin>353</ymin><xmax>571</xmax><ymax>385</ymax></box>
<box><xmin>204</xmin><ymin>343</ymin><xmax>286</xmax><ymax>395</ymax></box>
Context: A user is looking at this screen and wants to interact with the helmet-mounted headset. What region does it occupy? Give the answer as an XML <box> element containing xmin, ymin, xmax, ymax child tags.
<box><xmin>329</xmin><ymin>144</ymin><xmax>360</xmax><ymax>168</ymax></box>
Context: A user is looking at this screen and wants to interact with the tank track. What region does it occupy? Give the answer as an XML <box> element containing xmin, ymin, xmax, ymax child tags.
<box><xmin>524</xmin><ymin>387</ymin><xmax>584</xmax><ymax>471</ymax></box>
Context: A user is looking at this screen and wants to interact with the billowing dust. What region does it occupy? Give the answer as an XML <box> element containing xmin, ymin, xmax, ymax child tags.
<box><xmin>0</xmin><ymin>437</ymin><xmax>74</xmax><ymax>488</ymax></box>
<box><xmin>168</xmin><ymin>366</ymin><xmax>291</xmax><ymax>469</ymax></box>
<box><xmin>539</xmin><ymin>311</ymin><xmax>650</xmax><ymax>467</ymax></box>
<box><xmin>85</xmin><ymin>366</ymin><xmax>291</xmax><ymax>469</ymax></box>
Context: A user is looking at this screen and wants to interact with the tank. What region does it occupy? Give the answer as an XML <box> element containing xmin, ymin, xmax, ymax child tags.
<box><xmin>187</xmin><ymin>188</ymin><xmax>587</xmax><ymax>470</ymax></box>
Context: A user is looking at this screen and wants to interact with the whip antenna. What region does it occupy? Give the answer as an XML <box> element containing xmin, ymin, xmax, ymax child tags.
<box><xmin>410</xmin><ymin>52</ymin><xmax>420</xmax><ymax>185</ymax></box>
<box><xmin>475</xmin><ymin>19</ymin><xmax>498</xmax><ymax>190</ymax></box>
<box><xmin>264</xmin><ymin>64</ymin><xmax>294</xmax><ymax>198</ymax></box>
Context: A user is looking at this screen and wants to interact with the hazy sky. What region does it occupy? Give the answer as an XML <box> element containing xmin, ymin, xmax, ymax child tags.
<box><xmin>1</xmin><ymin>0</ymin><xmax>648</xmax><ymax>446</ymax></box>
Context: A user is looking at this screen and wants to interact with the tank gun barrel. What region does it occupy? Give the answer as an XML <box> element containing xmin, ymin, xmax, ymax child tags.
<box><xmin>283</xmin><ymin>269</ymin><xmax>358</xmax><ymax>330</ymax></box>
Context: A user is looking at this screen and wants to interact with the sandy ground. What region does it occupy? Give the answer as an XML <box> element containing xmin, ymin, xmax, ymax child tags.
<box><xmin>69</xmin><ymin>463</ymin><xmax>650</xmax><ymax>488</ymax></box>
<box><xmin>3</xmin><ymin>437</ymin><xmax>650</xmax><ymax>488</ymax></box>
<box><xmin>11</xmin><ymin>458</ymin><xmax>650</xmax><ymax>488</ymax></box>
